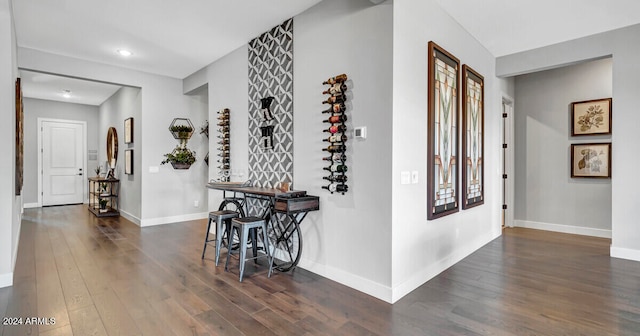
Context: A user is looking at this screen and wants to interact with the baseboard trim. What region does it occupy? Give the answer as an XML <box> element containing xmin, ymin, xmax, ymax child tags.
<box><xmin>611</xmin><ymin>246</ymin><xmax>640</xmax><ymax>262</ymax></box>
<box><xmin>140</xmin><ymin>212</ymin><xmax>208</xmax><ymax>227</ymax></box>
<box><xmin>0</xmin><ymin>272</ymin><xmax>12</xmax><ymax>288</ymax></box>
<box><xmin>390</xmin><ymin>230</ymin><xmax>500</xmax><ymax>303</ymax></box>
<box><xmin>514</xmin><ymin>220</ymin><xmax>611</xmax><ymax>238</ymax></box>
<box><xmin>298</xmin><ymin>230</ymin><xmax>500</xmax><ymax>304</ymax></box>
<box><xmin>119</xmin><ymin>209</ymin><xmax>141</xmax><ymax>226</ymax></box>
<box><xmin>297</xmin><ymin>259</ymin><xmax>393</xmax><ymax>303</ymax></box>
<box><xmin>23</xmin><ymin>202</ymin><xmax>39</xmax><ymax>208</ymax></box>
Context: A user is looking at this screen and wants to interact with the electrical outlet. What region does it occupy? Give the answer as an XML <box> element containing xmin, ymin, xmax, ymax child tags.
<box><xmin>401</xmin><ymin>171</ymin><xmax>410</xmax><ymax>184</ymax></box>
<box><xmin>194</xmin><ymin>200</ymin><xmax>199</xmax><ymax>207</ymax></box>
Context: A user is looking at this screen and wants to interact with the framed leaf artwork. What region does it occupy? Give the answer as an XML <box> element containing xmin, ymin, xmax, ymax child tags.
<box><xmin>571</xmin><ymin>143</ymin><xmax>611</xmax><ymax>178</ymax></box>
<box><xmin>571</xmin><ymin>98</ymin><xmax>612</xmax><ymax>136</ymax></box>
<box><xmin>427</xmin><ymin>41</ymin><xmax>459</xmax><ymax>220</ymax></box>
<box><xmin>461</xmin><ymin>65</ymin><xmax>484</xmax><ymax>209</ymax></box>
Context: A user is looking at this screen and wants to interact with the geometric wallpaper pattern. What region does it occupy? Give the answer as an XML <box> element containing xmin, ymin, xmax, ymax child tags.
<box><xmin>247</xmin><ymin>18</ymin><xmax>294</xmax><ymax>190</ymax></box>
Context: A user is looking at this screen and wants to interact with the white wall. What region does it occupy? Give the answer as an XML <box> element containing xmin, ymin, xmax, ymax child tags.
<box><xmin>184</xmin><ymin>45</ymin><xmax>250</xmax><ymax>212</ymax></box>
<box><xmin>19</xmin><ymin>48</ymin><xmax>209</xmax><ymax>226</ymax></box>
<box><xmin>0</xmin><ymin>0</ymin><xmax>20</xmax><ymax>288</ymax></box>
<box><xmin>22</xmin><ymin>98</ymin><xmax>100</xmax><ymax>206</ymax></box>
<box><xmin>391</xmin><ymin>0</ymin><xmax>507</xmax><ymax>302</ymax></box>
<box><xmin>99</xmin><ymin>87</ymin><xmax>143</xmax><ymax>223</ymax></box>
<box><xmin>514</xmin><ymin>58</ymin><xmax>612</xmax><ymax>237</ymax></box>
<box><xmin>496</xmin><ymin>24</ymin><xmax>640</xmax><ymax>262</ymax></box>
<box><xmin>293</xmin><ymin>0</ymin><xmax>394</xmax><ymax>298</ymax></box>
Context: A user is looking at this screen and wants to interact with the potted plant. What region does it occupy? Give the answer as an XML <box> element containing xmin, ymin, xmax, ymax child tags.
<box><xmin>169</xmin><ymin>124</ymin><xmax>194</xmax><ymax>139</ymax></box>
<box><xmin>94</xmin><ymin>165</ymin><xmax>102</xmax><ymax>177</ymax></box>
<box><xmin>161</xmin><ymin>146</ymin><xmax>196</xmax><ymax>169</ymax></box>
<box><xmin>99</xmin><ymin>198</ymin><xmax>109</xmax><ymax>213</ymax></box>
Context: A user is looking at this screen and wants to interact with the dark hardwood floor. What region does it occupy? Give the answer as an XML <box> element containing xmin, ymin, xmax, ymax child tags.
<box><xmin>1</xmin><ymin>205</ymin><xmax>639</xmax><ymax>335</ymax></box>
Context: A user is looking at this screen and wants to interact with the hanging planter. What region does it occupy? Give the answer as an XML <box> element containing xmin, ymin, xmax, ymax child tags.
<box><xmin>169</xmin><ymin>118</ymin><xmax>194</xmax><ymax>140</ymax></box>
<box><xmin>161</xmin><ymin>146</ymin><xmax>196</xmax><ymax>170</ymax></box>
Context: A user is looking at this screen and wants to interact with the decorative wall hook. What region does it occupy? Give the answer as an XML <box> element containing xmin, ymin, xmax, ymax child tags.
<box><xmin>260</xmin><ymin>96</ymin><xmax>275</xmax><ymax>121</ymax></box>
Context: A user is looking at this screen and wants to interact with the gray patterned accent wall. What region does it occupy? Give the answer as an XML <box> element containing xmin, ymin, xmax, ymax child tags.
<box><xmin>248</xmin><ymin>18</ymin><xmax>294</xmax><ymax>189</ymax></box>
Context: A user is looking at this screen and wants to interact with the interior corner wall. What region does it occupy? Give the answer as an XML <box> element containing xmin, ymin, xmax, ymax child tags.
<box><xmin>514</xmin><ymin>58</ymin><xmax>612</xmax><ymax>237</ymax></box>
<box><xmin>391</xmin><ymin>0</ymin><xmax>506</xmax><ymax>302</ymax></box>
<box><xmin>188</xmin><ymin>45</ymin><xmax>250</xmax><ymax>213</ymax></box>
<box><xmin>23</xmin><ymin>98</ymin><xmax>99</xmax><ymax>205</ymax></box>
<box><xmin>293</xmin><ymin>0</ymin><xmax>394</xmax><ymax>301</ymax></box>
<box><xmin>0</xmin><ymin>0</ymin><xmax>19</xmax><ymax>288</ymax></box>
<box><xmin>99</xmin><ymin>87</ymin><xmax>143</xmax><ymax>223</ymax></box>
<box><xmin>496</xmin><ymin>24</ymin><xmax>640</xmax><ymax>261</ymax></box>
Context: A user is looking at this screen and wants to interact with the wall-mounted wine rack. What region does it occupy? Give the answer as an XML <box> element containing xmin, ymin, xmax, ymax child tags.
<box><xmin>322</xmin><ymin>73</ymin><xmax>349</xmax><ymax>194</ymax></box>
<box><xmin>217</xmin><ymin>108</ymin><xmax>231</xmax><ymax>181</ymax></box>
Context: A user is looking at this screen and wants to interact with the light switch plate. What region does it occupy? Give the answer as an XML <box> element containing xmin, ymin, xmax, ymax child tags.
<box><xmin>354</xmin><ymin>126</ymin><xmax>367</xmax><ymax>139</ymax></box>
<box><xmin>401</xmin><ymin>171</ymin><xmax>410</xmax><ymax>184</ymax></box>
<box><xmin>411</xmin><ymin>171</ymin><xmax>418</xmax><ymax>184</ymax></box>
<box><xmin>149</xmin><ymin>166</ymin><xmax>159</xmax><ymax>173</ymax></box>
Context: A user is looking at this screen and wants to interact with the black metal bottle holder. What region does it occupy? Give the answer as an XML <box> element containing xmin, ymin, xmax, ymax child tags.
<box><xmin>322</xmin><ymin>75</ymin><xmax>349</xmax><ymax>195</ymax></box>
<box><xmin>217</xmin><ymin>108</ymin><xmax>231</xmax><ymax>181</ymax></box>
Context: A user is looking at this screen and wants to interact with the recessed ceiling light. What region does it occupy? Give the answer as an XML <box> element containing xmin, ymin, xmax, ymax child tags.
<box><xmin>116</xmin><ymin>49</ymin><xmax>133</xmax><ymax>57</ymax></box>
<box><xmin>62</xmin><ymin>90</ymin><xmax>72</xmax><ymax>99</ymax></box>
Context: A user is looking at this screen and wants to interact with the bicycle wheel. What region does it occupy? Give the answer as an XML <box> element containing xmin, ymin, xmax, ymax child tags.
<box><xmin>218</xmin><ymin>198</ymin><xmax>245</xmax><ymax>248</ymax></box>
<box><xmin>266</xmin><ymin>214</ymin><xmax>302</xmax><ymax>272</ymax></box>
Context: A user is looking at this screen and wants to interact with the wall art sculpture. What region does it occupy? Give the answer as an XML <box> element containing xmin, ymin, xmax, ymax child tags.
<box><xmin>427</xmin><ymin>41</ymin><xmax>459</xmax><ymax>220</ymax></box>
<box><xmin>461</xmin><ymin>65</ymin><xmax>484</xmax><ymax>209</ymax></box>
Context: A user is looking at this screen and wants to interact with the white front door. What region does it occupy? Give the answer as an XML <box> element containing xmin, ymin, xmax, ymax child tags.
<box><xmin>42</xmin><ymin>120</ymin><xmax>85</xmax><ymax>206</ymax></box>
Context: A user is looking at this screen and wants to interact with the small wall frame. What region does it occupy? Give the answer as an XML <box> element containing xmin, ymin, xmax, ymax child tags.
<box><xmin>124</xmin><ymin>149</ymin><xmax>133</xmax><ymax>175</ymax></box>
<box><xmin>571</xmin><ymin>143</ymin><xmax>611</xmax><ymax>178</ymax></box>
<box><xmin>124</xmin><ymin>117</ymin><xmax>134</xmax><ymax>144</ymax></box>
<box><xmin>571</xmin><ymin>98</ymin><xmax>612</xmax><ymax>136</ymax></box>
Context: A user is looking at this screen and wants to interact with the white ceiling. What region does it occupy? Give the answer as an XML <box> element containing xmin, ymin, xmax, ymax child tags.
<box><xmin>12</xmin><ymin>0</ymin><xmax>640</xmax><ymax>105</ymax></box>
<box><xmin>433</xmin><ymin>0</ymin><xmax>640</xmax><ymax>57</ymax></box>
<box><xmin>20</xmin><ymin>70</ymin><xmax>122</xmax><ymax>106</ymax></box>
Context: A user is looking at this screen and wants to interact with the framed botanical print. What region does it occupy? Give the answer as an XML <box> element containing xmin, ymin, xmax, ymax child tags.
<box><xmin>571</xmin><ymin>143</ymin><xmax>611</xmax><ymax>178</ymax></box>
<box><xmin>124</xmin><ymin>117</ymin><xmax>134</xmax><ymax>144</ymax></box>
<box><xmin>571</xmin><ymin>98</ymin><xmax>612</xmax><ymax>136</ymax></box>
<box><xmin>125</xmin><ymin>149</ymin><xmax>133</xmax><ymax>175</ymax></box>
<box><xmin>461</xmin><ymin>65</ymin><xmax>484</xmax><ymax>209</ymax></box>
<box><xmin>427</xmin><ymin>41</ymin><xmax>460</xmax><ymax>220</ymax></box>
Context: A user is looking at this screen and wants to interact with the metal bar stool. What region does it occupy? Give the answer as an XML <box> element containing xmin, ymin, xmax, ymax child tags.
<box><xmin>225</xmin><ymin>216</ymin><xmax>274</xmax><ymax>282</ymax></box>
<box><xmin>202</xmin><ymin>210</ymin><xmax>239</xmax><ymax>265</ymax></box>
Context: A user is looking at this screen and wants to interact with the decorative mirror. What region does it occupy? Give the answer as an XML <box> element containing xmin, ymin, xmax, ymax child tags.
<box><xmin>106</xmin><ymin>127</ymin><xmax>118</xmax><ymax>178</ymax></box>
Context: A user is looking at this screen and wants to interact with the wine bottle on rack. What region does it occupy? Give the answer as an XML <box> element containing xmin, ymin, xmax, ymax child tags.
<box><xmin>217</xmin><ymin>158</ymin><xmax>230</xmax><ymax>163</ymax></box>
<box><xmin>323</xmin><ymin>115</ymin><xmax>348</xmax><ymax>124</ymax></box>
<box><xmin>323</xmin><ymin>134</ymin><xmax>348</xmax><ymax>143</ymax></box>
<box><xmin>218</xmin><ymin>127</ymin><xmax>229</xmax><ymax>133</ymax></box>
<box><xmin>322</xmin><ymin>74</ymin><xmax>348</xmax><ymax>85</ymax></box>
<box><xmin>217</xmin><ymin>151</ymin><xmax>230</xmax><ymax>157</ymax></box>
<box><xmin>217</xmin><ymin>109</ymin><xmax>229</xmax><ymax>114</ymax></box>
<box><xmin>217</xmin><ymin>115</ymin><xmax>229</xmax><ymax>120</ymax></box>
<box><xmin>218</xmin><ymin>139</ymin><xmax>230</xmax><ymax>145</ymax></box>
<box><xmin>322</xmin><ymin>183</ymin><xmax>349</xmax><ymax>193</ymax></box>
<box><xmin>322</xmin><ymin>83</ymin><xmax>348</xmax><ymax>95</ymax></box>
<box><xmin>322</xmin><ymin>94</ymin><xmax>346</xmax><ymax>105</ymax></box>
<box><xmin>322</xmin><ymin>153</ymin><xmax>347</xmax><ymax>162</ymax></box>
<box><xmin>323</xmin><ymin>164</ymin><xmax>348</xmax><ymax>173</ymax></box>
<box><xmin>323</xmin><ymin>125</ymin><xmax>347</xmax><ymax>134</ymax></box>
<box><xmin>217</xmin><ymin>145</ymin><xmax>230</xmax><ymax>151</ymax></box>
<box><xmin>323</xmin><ymin>175</ymin><xmax>348</xmax><ymax>183</ymax></box>
<box><xmin>217</xmin><ymin>133</ymin><xmax>229</xmax><ymax>139</ymax></box>
<box><xmin>322</xmin><ymin>145</ymin><xmax>346</xmax><ymax>153</ymax></box>
<box><xmin>217</xmin><ymin>121</ymin><xmax>229</xmax><ymax>126</ymax></box>
<box><xmin>322</xmin><ymin>103</ymin><xmax>346</xmax><ymax>114</ymax></box>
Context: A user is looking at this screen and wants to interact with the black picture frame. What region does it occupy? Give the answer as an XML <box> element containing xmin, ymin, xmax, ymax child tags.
<box><xmin>124</xmin><ymin>117</ymin><xmax>134</xmax><ymax>144</ymax></box>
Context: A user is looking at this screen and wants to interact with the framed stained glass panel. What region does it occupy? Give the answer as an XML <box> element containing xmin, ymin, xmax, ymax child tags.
<box><xmin>427</xmin><ymin>41</ymin><xmax>459</xmax><ymax>220</ymax></box>
<box><xmin>462</xmin><ymin>65</ymin><xmax>484</xmax><ymax>209</ymax></box>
